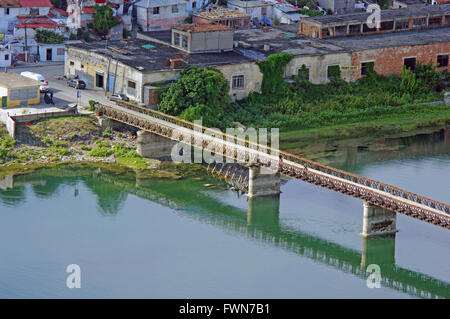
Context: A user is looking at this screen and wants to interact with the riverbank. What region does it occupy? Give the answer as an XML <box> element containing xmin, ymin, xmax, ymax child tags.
<box><xmin>280</xmin><ymin>103</ymin><xmax>450</xmax><ymax>152</ymax></box>
<box><xmin>0</xmin><ymin>115</ymin><xmax>184</xmax><ymax>180</ymax></box>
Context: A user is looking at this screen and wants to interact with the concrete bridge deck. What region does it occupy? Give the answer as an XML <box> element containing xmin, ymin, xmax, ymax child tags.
<box><xmin>97</xmin><ymin>102</ymin><xmax>450</xmax><ymax>231</ymax></box>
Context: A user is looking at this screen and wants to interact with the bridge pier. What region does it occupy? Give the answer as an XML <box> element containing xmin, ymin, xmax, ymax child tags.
<box><xmin>136</xmin><ymin>130</ymin><xmax>177</xmax><ymax>160</ymax></box>
<box><xmin>247</xmin><ymin>165</ymin><xmax>280</xmax><ymax>198</ymax></box>
<box><xmin>361</xmin><ymin>201</ymin><xmax>398</xmax><ymax>237</ymax></box>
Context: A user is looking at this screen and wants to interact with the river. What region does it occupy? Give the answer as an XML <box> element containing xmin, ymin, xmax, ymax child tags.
<box><xmin>0</xmin><ymin>129</ymin><xmax>449</xmax><ymax>298</ymax></box>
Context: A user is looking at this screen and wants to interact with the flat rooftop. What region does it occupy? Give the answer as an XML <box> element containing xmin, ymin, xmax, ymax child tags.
<box><xmin>66</xmin><ymin>39</ymin><xmax>253</xmax><ymax>73</ymax></box>
<box><xmin>303</xmin><ymin>4</ymin><xmax>450</xmax><ymax>25</ymax></box>
<box><xmin>0</xmin><ymin>73</ymin><xmax>40</xmax><ymax>88</ymax></box>
<box><xmin>234</xmin><ymin>25</ymin><xmax>450</xmax><ymax>58</ymax></box>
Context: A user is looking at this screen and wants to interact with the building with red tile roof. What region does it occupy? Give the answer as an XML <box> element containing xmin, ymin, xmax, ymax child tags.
<box><xmin>18</xmin><ymin>0</ymin><xmax>52</xmax><ymax>7</ymax></box>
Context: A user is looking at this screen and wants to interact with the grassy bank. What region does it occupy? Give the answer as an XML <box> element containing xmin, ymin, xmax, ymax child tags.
<box><xmin>280</xmin><ymin>103</ymin><xmax>450</xmax><ymax>151</ymax></box>
<box><xmin>0</xmin><ymin>115</ymin><xmax>182</xmax><ymax>179</ymax></box>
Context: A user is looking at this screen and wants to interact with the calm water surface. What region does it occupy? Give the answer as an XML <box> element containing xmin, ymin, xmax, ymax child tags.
<box><xmin>0</xmin><ymin>130</ymin><xmax>449</xmax><ymax>298</ymax></box>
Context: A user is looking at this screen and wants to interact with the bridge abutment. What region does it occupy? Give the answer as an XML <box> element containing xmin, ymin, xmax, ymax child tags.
<box><xmin>98</xmin><ymin>117</ymin><xmax>125</xmax><ymax>131</ymax></box>
<box><xmin>361</xmin><ymin>201</ymin><xmax>398</xmax><ymax>237</ymax></box>
<box><xmin>247</xmin><ymin>165</ymin><xmax>280</xmax><ymax>198</ymax></box>
<box><xmin>136</xmin><ymin>130</ymin><xmax>177</xmax><ymax>160</ymax></box>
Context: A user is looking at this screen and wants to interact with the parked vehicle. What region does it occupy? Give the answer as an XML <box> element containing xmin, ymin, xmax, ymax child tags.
<box><xmin>20</xmin><ymin>71</ymin><xmax>49</xmax><ymax>92</ymax></box>
<box><xmin>108</xmin><ymin>93</ymin><xmax>129</xmax><ymax>102</ymax></box>
<box><xmin>67</xmin><ymin>79</ymin><xmax>86</xmax><ymax>89</ymax></box>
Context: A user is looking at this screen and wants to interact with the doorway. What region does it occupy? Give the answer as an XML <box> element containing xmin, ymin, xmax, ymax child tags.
<box><xmin>95</xmin><ymin>73</ymin><xmax>104</xmax><ymax>88</ymax></box>
<box><xmin>46</xmin><ymin>48</ymin><xmax>52</xmax><ymax>61</ymax></box>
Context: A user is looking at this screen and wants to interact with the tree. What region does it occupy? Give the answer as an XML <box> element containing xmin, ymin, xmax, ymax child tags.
<box><xmin>35</xmin><ymin>29</ymin><xmax>64</xmax><ymax>44</ymax></box>
<box><xmin>88</xmin><ymin>5</ymin><xmax>119</xmax><ymax>38</ymax></box>
<box><xmin>158</xmin><ymin>66</ymin><xmax>231</xmax><ymax>127</ymax></box>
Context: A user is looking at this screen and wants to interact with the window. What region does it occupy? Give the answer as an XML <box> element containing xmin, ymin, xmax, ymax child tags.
<box><xmin>412</xmin><ymin>17</ymin><xmax>426</xmax><ymax>28</ymax></box>
<box><xmin>6</xmin><ymin>8</ymin><xmax>9</xmax><ymax>15</ymax></box>
<box><xmin>261</xmin><ymin>7</ymin><xmax>267</xmax><ymax>16</ymax></box>
<box><xmin>395</xmin><ymin>19</ymin><xmax>409</xmax><ymax>30</ymax></box>
<box><xmin>437</xmin><ymin>54</ymin><xmax>449</xmax><ymax>68</ymax></box>
<box><xmin>57</xmin><ymin>48</ymin><xmax>64</xmax><ymax>55</ymax></box>
<box><xmin>327</xmin><ymin>65</ymin><xmax>340</xmax><ymax>80</ymax></box>
<box><xmin>404</xmin><ymin>57</ymin><xmax>416</xmax><ymax>70</ymax></box>
<box><xmin>70</xmin><ymin>61</ymin><xmax>74</xmax><ymax>66</ymax></box>
<box><xmin>127</xmin><ymin>80</ymin><xmax>136</xmax><ymax>95</ymax></box>
<box><xmin>4</xmin><ymin>54</ymin><xmax>9</xmax><ymax>61</ymax></box>
<box><xmin>173</xmin><ymin>32</ymin><xmax>180</xmax><ymax>46</ymax></box>
<box><xmin>232</xmin><ymin>75</ymin><xmax>244</xmax><ymax>89</ymax></box>
<box><xmin>361</xmin><ymin>62</ymin><xmax>374</xmax><ymax>76</ymax></box>
<box><xmin>153</xmin><ymin>7</ymin><xmax>160</xmax><ymax>15</ymax></box>
<box><xmin>30</xmin><ymin>8</ymin><xmax>39</xmax><ymax>15</ymax></box>
<box><xmin>192</xmin><ymin>1</ymin><xmax>196</xmax><ymax>8</ymax></box>
<box><xmin>80</xmin><ymin>64</ymin><xmax>84</xmax><ymax>69</ymax></box>
<box><xmin>172</xmin><ymin>5</ymin><xmax>178</xmax><ymax>13</ymax></box>
<box><xmin>181</xmin><ymin>35</ymin><xmax>188</xmax><ymax>49</ymax></box>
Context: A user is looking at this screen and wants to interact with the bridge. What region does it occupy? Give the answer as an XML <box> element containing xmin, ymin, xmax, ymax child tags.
<box><xmin>96</xmin><ymin>102</ymin><xmax>450</xmax><ymax>235</ymax></box>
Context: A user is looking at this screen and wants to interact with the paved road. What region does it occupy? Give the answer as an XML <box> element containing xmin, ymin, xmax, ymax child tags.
<box><xmin>9</xmin><ymin>63</ymin><xmax>111</xmax><ymax>108</ymax></box>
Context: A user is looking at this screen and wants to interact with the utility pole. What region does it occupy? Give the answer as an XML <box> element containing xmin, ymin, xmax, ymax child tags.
<box><xmin>24</xmin><ymin>21</ymin><xmax>28</xmax><ymax>62</ymax></box>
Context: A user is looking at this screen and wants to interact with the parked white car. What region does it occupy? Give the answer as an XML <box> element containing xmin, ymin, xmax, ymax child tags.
<box><xmin>20</xmin><ymin>71</ymin><xmax>50</xmax><ymax>92</ymax></box>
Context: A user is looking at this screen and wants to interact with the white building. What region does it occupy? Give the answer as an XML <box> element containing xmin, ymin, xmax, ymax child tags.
<box><xmin>227</xmin><ymin>0</ymin><xmax>274</xmax><ymax>25</ymax></box>
<box><xmin>136</xmin><ymin>0</ymin><xmax>187</xmax><ymax>31</ymax></box>
<box><xmin>38</xmin><ymin>43</ymin><xmax>65</xmax><ymax>62</ymax></box>
<box><xmin>185</xmin><ymin>0</ymin><xmax>208</xmax><ymax>14</ymax></box>
<box><xmin>0</xmin><ymin>46</ymin><xmax>11</xmax><ymax>68</ymax></box>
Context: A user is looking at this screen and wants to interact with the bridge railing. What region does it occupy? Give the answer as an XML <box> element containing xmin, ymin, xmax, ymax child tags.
<box><xmin>100</xmin><ymin>102</ymin><xmax>450</xmax><ymax>217</ymax></box>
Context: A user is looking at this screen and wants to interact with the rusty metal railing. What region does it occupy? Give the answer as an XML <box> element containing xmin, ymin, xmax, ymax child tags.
<box><xmin>98</xmin><ymin>103</ymin><xmax>450</xmax><ymax>226</ymax></box>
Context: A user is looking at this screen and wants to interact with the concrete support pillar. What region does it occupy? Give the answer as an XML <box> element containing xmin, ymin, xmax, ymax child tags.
<box><xmin>247</xmin><ymin>195</ymin><xmax>280</xmax><ymax>227</ymax></box>
<box><xmin>361</xmin><ymin>201</ymin><xmax>398</xmax><ymax>237</ymax></box>
<box><xmin>136</xmin><ymin>130</ymin><xmax>177</xmax><ymax>160</ymax></box>
<box><xmin>247</xmin><ymin>166</ymin><xmax>280</xmax><ymax>198</ymax></box>
<box><xmin>361</xmin><ymin>236</ymin><xmax>396</xmax><ymax>268</ymax></box>
<box><xmin>98</xmin><ymin>116</ymin><xmax>124</xmax><ymax>131</ymax></box>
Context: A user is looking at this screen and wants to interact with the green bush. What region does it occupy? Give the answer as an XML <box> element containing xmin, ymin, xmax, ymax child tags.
<box><xmin>158</xmin><ymin>66</ymin><xmax>232</xmax><ymax>127</ymax></box>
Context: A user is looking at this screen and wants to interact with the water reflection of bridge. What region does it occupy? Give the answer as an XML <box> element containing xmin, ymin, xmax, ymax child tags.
<box><xmin>1</xmin><ymin>170</ymin><xmax>449</xmax><ymax>298</ymax></box>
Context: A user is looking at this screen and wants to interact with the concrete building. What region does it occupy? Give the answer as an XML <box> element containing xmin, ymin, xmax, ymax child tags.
<box><xmin>13</xmin><ymin>15</ymin><xmax>66</xmax><ymax>39</ymax></box>
<box><xmin>233</xmin><ymin>24</ymin><xmax>449</xmax><ymax>84</ymax></box>
<box><xmin>299</xmin><ymin>4</ymin><xmax>450</xmax><ymax>39</ymax></box>
<box><xmin>316</xmin><ymin>0</ymin><xmax>356</xmax><ymax>14</ymax></box>
<box><xmin>136</xmin><ymin>0</ymin><xmax>187</xmax><ymax>31</ymax></box>
<box><xmin>272</xmin><ymin>3</ymin><xmax>304</xmax><ymax>24</ymax></box>
<box><xmin>171</xmin><ymin>24</ymin><xmax>234</xmax><ymax>53</ymax></box>
<box><xmin>193</xmin><ymin>8</ymin><xmax>250</xmax><ymax>29</ymax></box>
<box><xmin>227</xmin><ymin>0</ymin><xmax>273</xmax><ymax>25</ymax></box>
<box><xmin>65</xmin><ymin>35</ymin><xmax>260</xmax><ymax>103</ymax></box>
<box><xmin>391</xmin><ymin>0</ymin><xmax>426</xmax><ymax>8</ymax></box>
<box><xmin>186</xmin><ymin>0</ymin><xmax>208</xmax><ymax>14</ymax></box>
<box><xmin>0</xmin><ymin>72</ymin><xmax>40</xmax><ymax>107</ymax></box>
<box><xmin>38</xmin><ymin>43</ymin><xmax>65</xmax><ymax>61</ymax></box>
<box><xmin>0</xmin><ymin>46</ymin><xmax>11</xmax><ymax>68</ymax></box>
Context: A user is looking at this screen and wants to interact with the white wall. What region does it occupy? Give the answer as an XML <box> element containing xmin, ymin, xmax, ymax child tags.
<box><xmin>39</xmin><ymin>45</ymin><xmax>65</xmax><ymax>62</ymax></box>
<box><xmin>0</xmin><ymin>50</ymin><xmax>12</xmax><ymax>68</ymax></box>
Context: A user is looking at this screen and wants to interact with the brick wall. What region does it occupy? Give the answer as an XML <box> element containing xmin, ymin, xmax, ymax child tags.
<box><xmin>299</xmin><ymin>22</ymin><xmax>322</xmax><ymax>39</ymax></box>
<box><xmin>351</xmin><ymin>42</ymin><xmax>450</xmax><ymax>80</ymax></box>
